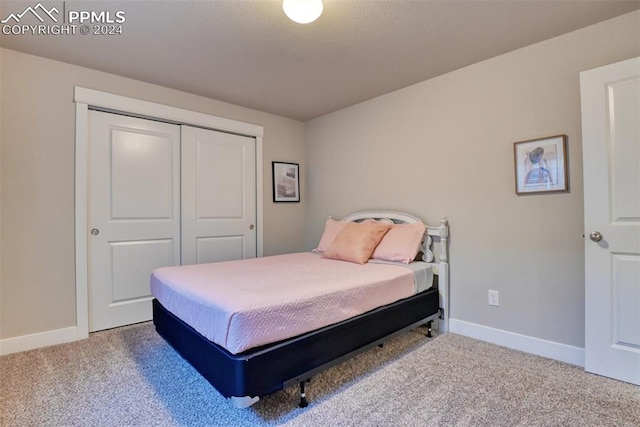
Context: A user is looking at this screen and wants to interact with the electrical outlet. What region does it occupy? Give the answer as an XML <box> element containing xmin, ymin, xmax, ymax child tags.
<box><xmin>488</xmin><ymin>290</ymin><xmax>500</xmax><ymax>306</ymax></box>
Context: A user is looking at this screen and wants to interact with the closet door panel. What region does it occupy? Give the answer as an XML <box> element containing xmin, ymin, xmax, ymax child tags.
<box><xmin>196</xmin><ymin>142</ymin><xmax>244</xmax><ymax>218</ymax></box>
<box><xmin>88</xmin><ymin>111</ymin><xmax>181</xmax><ymax>332</ymax></box>
<box><xmin>110</xmin><ymin>130</ymin><xmax>174</xmax><ymax>219</ymax></box>
<box><xmin>196</xmin><ymin>236</ymin><xmax>244</xmax><ymax>264</ymax></box>
<box><xmin>182</xmin><ymin>126</ymin><xmax>257</xmax><ymax>265</ymax></box>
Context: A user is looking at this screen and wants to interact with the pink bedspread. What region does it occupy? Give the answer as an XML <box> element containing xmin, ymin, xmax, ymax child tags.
<box><xmin>150</xmin><ymin>252</ymin><xmax>417</xmax><ymax>354</ymax></box>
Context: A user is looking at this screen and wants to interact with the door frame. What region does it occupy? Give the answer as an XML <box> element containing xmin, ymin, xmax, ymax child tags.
<box><xmin>74</xmin><ymin>87</ymin><xmax>264</xmax><ymax>339</ymax></box>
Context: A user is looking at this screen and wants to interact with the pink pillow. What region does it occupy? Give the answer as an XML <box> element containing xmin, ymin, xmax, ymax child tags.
<box><xmin>323</xmin><ymin>222</ymin><xmax>391</xmax><ymax>264</ymax></box>
<box><xmin>314</xmin><ymin>218</ymin><xmax>347</xmax><ymax>253</ymax></box>
<box><xmin>372</xmin><ymin>222</ymin><xmax>426</xmax><ymax>264</ymax></box>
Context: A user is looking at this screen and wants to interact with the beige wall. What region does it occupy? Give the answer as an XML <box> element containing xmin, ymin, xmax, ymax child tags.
<box><xmin>0</xmin><ymin>48</ymin><xmax>305</xmax><ymax>339</ymax></box>
<box><xmin>305</xmin><ymin>11</ymin><xmax>640</xmax><ymax>348</ymax></box>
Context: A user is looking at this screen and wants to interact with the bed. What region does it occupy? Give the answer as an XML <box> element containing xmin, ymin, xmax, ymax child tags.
<box><xmin>151</xmin><ymin>211</ymin><xmax>449</xmax><ymax>408</ymax></box>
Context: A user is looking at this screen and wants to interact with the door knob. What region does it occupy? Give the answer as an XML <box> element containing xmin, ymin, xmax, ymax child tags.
<box><xmin>589</xmin><ymin>231</ymin><xmax>603</xmax><ymax>242</ymax></box>
<box><xmin>90</xmin><ymin>228</ymin><xmax>100</xmax><ymax>236</ymax></box>
<box><xmin>249</xmin><ymin>224</ymin><xmax>255</xmax><ymax>230</ymax></box>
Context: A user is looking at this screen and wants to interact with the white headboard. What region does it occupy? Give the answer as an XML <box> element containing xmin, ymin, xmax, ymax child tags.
<box><xmin>341</xmin><ymin>210</ymin><xmax>450</xmax><ymax>332</ymax></box>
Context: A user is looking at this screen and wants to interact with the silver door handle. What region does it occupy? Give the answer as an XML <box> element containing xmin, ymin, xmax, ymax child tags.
<box><xmin>90</xmin><ymin>228</ymin><xmax>100</xmax><ymax>236</ymax></box>
<box><xmin>589</xmin><ymin>231</ymin><xmax>603</xmax><ymax>242</ymax></box>
<box><xmin>249</xmin><ymin>224</ymin><xmax>255</xmax><ymax>230</ymax></box>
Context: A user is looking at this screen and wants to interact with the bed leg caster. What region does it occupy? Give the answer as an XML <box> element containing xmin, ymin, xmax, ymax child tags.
<box><xmin>299</xmin><ymin>381</ymin><xmax>309</xmax><ymax>408</ymax></box>
<box><xmin>426</xmin><ymin>321</ymin><xmax>433</xmax><ymax>338</ymax></box>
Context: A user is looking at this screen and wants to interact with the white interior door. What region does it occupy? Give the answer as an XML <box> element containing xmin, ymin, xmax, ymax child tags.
<box><xmin>581</xmin><ymin>57</ymin><xmax>640</xmax><ymax>385</ymax></box>
<box><xmin>88</xmin><ymin>111</ymin><xmax>181</xmax><ymax>332</ymax></box>
<box><xmin>181</xmin><ymin>126</ymin><xmax>257</xmax><ymax>265</ymax></box>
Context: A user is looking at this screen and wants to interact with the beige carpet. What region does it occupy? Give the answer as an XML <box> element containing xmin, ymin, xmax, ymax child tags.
<box><xmin>1</xmin><ymin>322</ymin><xmax>638</xmax><ymax>426</ymax></box>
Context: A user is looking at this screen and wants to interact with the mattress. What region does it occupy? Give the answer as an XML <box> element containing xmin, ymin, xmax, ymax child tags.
<box><xmin>150</xmin><ymin>252</ymin><xmax>433</xmax><ymax>354</ymax></box>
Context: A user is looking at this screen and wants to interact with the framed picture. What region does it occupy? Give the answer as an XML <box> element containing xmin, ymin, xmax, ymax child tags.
<box><xmin>272</xmin><ymin>161</ymin><xmax>300</xmax><ymax>202</ymax></box>
<box><xmin>514</xmin><ymin>135</ymin><xmax>568</xmax><ymax>195</ymax></box>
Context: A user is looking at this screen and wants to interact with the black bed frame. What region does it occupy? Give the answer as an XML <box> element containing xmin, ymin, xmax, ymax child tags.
<box><xmin>153</xmin><ymin>284</ymin><xmax>440</xmax><ymax>408</ymax></box>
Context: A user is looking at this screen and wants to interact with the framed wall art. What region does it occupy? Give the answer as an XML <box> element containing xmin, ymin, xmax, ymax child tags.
<box><xmin>272</xmin><ymin>161</ymin><xmax>300</xmax><ymax>202</ymax></box>
<box><xmin>514</xmin><ymin>135</ymin><xmax>568</xmax><ymax>195</ymax></box>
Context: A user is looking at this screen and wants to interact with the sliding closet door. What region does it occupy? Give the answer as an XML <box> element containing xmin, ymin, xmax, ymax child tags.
<box><xmin>88</xmin><ymin>111</ymin><xmax>181</xmax><ymax>332</ymax></box>
<box><xmin>181</xmin><ymin>126</ymin><xmax>257</xmax><ymax>265</ymax></box>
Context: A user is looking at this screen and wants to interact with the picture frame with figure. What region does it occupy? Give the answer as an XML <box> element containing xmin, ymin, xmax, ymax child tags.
<box><xmin>514</xmin><ymin>135</ymin><xmax>568</xmax><ymax>195</ymax></box>
<box><xmin>272</xmin><ymin>161</ymin><xmax>300</xmax><ymax>202</ymax></box>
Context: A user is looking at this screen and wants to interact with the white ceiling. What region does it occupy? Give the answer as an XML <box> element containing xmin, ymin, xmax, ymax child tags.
<box><xmin>1</xmin><ymin>0</ymin><xmax>639</xmax><ymax>121</ymax></box>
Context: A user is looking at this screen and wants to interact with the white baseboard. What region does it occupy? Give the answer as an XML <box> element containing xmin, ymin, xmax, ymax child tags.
<box><xmin>449</xmin><ymin>319</ymin><xmax>585</xmax><ymax>367</ymax></box>
<box><xmin>0</xmin><ymin>326</ymin><xmax>85</xmax><ymax>356</ymax></box>
<box><xmin>0</xmin><ymin>318</ymin><xmax>586</xmax><ymax>366</ymax></box>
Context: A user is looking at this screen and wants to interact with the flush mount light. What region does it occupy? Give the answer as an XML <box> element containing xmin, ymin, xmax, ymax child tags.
<box><xmin>282</xmin><ymin>0</ymin><xmax>323</xmax><ymax>24</ymax></box>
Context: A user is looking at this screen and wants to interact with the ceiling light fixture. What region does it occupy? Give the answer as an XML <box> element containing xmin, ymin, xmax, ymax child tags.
<box><xmin>282</xmin><ymin>0</ymin><xmax>323</xmax><ymax>24</ymax></box>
